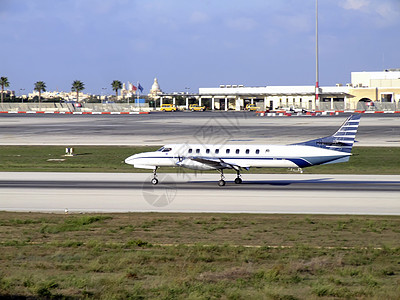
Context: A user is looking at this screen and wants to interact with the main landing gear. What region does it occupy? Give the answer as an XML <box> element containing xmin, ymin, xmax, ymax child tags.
<box><xmin>217</xmin><ymin>170</ymin><xmax>243</xmax><ymax>186</ymax></box>
<box><xmin>218</xmin><ymin>170</ymin><xmax>226</xmax><ymax>186</ymax></box>
<box><xmin>151</xmin><ymin>167</ymin><xmax>158</xmax><ymax>185</ymax></box>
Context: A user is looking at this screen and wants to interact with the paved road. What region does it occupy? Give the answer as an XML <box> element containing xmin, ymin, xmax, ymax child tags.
<box><xmin>0</xmin><ymin>112</ymin><xmax>399</xmax><ymax>146</ymax></box>
<box><xmin>1</xmin><ymin>172</ymin><xmax>399</xmax><ymax>215</ymax></box>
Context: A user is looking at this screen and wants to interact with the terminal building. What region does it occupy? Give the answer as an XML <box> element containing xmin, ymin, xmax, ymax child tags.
<box><xmin>155</xmin><ymin>69</ymin><xmax>400</xmax><ymax>111</ymax></box>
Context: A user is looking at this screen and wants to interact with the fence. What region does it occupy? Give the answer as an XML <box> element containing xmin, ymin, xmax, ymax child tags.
<box><xmin>0</xmin><ymin>103</ymin><xmax>152</xmax><ymax>112</ymax></box>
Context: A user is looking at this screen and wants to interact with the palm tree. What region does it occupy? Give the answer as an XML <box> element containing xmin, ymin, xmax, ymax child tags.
<box><xmin>1</xmin><ymin>77</ymin><xmax>10</xmax><ymax>104</ymax></box>
<box><xmin>111</xmin><ymin>80</ymin><xmax>122</xmax><ymax>98</ymax></box>
<box><xmin>34</xmin><ymin>81</ymin><xmax>46</xmax><ymax>109</ymax></box>
<box><xmin>71</xmin><ymin>80</ymin><xmax>85</xmax><ymax>102</ymax></box>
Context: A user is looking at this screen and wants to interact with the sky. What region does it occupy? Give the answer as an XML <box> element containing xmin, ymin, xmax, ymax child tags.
<box><xmin>1</xmin><ymin>0</ymin><xmax>400</xmax><ymax>95</ymax></box>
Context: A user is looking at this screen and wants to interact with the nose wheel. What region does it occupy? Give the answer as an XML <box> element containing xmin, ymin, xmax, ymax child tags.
<box><xmin>151</xmin><ymin>167</ymin><xmax>158</xmax><ymax>185</ymax></box>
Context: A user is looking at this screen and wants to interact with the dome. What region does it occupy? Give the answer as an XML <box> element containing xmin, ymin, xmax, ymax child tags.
<box><xmin>150</xmin><ymin>78</ymin><xmax>162</xmax><ymax>96</ymax></box>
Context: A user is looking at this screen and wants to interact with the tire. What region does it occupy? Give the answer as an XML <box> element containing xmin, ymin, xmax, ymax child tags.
<box><xmin>151</xmin><ymin>178</ymin><xmax>159</xmax><ymax>185</ymax></box>
<box><xmin>234</xmin><ymin>177</ymin><xmax>242</xmax><ymax>184</ymax></box>
<box><xmin>218</xmin><ymin>180</ymin><xmax>226</xmax><ymax>186</ymax></box>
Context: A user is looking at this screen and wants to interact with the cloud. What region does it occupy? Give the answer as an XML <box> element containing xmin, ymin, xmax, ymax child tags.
<box><xmin>225</xmin><ymin>17</ymin><xmax>257</xmax><ymax>32</ymax></box>
<box><xmin>376</xmin><ymin>2</ymin><xmax>400</xmax><ymax>19</ymax></box>
<box><xmin>339</xmin><ymin>0</ymin><xmax>400</xmax><ymax>26</ymax></box>
<box><xmin>190</xmin><ymin>11</ymin><xmax>209</xmax><ymax>24</ymax></box>
<box><xmin>341</xmin><ymin>0</ymin><xmax>370</xmax><ymax>11</ymax></box>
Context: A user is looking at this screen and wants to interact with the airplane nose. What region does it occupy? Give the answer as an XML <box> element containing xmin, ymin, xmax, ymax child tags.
<box><xmin>124</xmin><ymin>154</ymin><xmax>138</xmax><ymax>165</ymax></box>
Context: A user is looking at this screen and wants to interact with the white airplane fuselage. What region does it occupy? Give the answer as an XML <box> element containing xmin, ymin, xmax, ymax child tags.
<box><xmin>124</xmin><ymin>143</ymin><xmax>350</xmax><ymax>171</ymax></box>
<box><xmin>124</xmin><ymin>114</ymin><xmax>360</xmax><ymax>185</ymax></box>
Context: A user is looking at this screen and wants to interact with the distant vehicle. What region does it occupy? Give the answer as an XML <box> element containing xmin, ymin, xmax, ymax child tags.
<box><xmin>125</xmin><ymin>115</ymin><xmax>361</xmax><ymax>186</ymax></box>
<box><xmin>279</xmin><ymin>106</ymin><xmax>308</xmax><ymax>113</ymax></box>
<box><xmin>160</xmin><ymin>104</ymin><xmax>177</xmax><ymax>112</ymax></box>
<box><xmin>189</xmin><ymin>104</ymin><xmax>205</xmax><ymax>111</ymax></box>
<box><xmin>245</xmin><ymin>104</ymin><xmax>260</xmax><ymax>111</ymax></box>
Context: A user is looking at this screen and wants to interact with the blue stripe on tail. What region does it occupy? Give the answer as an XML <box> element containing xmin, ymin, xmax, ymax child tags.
<box><xmin>293</xmin><ymin>114</ymin><xmax>361</xmax><ymax>153</ymax></box>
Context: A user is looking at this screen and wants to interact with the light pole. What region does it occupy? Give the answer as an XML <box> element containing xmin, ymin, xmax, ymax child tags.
<box><xmin>20</xmin><ymin>89</ymin><xmax>25</xmax><ymax>103</ymax></box>
<box><xmin>185</xmin><ymin>87</ymin><xmax>190</xmax><ymax>109</ymax></box>
<box><xmin>315</xmin><ymin>0</ymin><xmax>320</xmax><ymax>111</ymax></box>
<box><xmin>101</xmin><ymin>88</ymin><xmax>107</xmax><ymax>104</ymax></box>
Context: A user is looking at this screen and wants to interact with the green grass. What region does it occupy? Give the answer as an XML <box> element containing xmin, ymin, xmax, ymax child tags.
<box><xmin>1</xmin><ymin>212</ymin><xmax>400</xmax><ymax>299</ymax></box>
<box><xmin>0</xmin><ymin>145</ymin><xmax>399</xmax><ymax>174</ymax></box>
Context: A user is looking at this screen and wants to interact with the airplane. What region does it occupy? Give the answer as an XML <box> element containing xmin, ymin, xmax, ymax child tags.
<box><xmin>125</xmin><ymin>114</ymin><xmax>361</xmax><ymax>186</ymax></box>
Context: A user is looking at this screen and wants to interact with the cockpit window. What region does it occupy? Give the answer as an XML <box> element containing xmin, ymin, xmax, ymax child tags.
<box><xmin>162</xmin><ymin>147</ymin><xmax>172</xmax><ymax>152</ymax></box>
<box><xmin>157</xmin><ymin>147</ymin><xmax>164</xmax><ymax>152</ymax></box>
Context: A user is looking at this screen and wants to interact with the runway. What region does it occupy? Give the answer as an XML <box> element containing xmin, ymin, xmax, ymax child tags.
<box><xmin>1</xmin><ymin>172</ymin><xmax>399</xmax><ymax>215</ymax></box>
<box><xmin>1</xmin><ymin>112</ymin><xmax>400</xmax><ymax>146</ymax></box>
<box><xmin>1</xmin><ymin>113</ymin><xmax>399</xmax><ymax>215</ymax></box>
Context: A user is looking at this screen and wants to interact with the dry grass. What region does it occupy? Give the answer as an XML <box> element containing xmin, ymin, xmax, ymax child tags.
<box><xmin>1</xmin><ymin>212</ymin><xmax>400</xmax><ymax>299</ymax></box>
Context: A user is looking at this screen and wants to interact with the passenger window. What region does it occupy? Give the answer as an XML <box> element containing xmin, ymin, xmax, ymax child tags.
<box><xmin>215</xmin><ymin>149</ymin><xmax>219</xmax><ymax>154</ymax></box>
<box><xmin>188</xmin><ymin>149</ymin><xmax>192</xmax><ymax>154</ymax></box>
<box><xmin>256</xmin><ymin>149</ymin><xmax>260</xmax><ymax>154</ymax></box>
<box><xmin>206</xmin><ymin>149</ymin><xmax>210</xmax><ymax>154</ymax></box>
<box><xmin>245</xmin><ymin>149</ymin><xmax>250</xmax><ymax>154</ymax></box>
<box><xmin>196</xmin><ymin>149</ymin><xmax>200</xmax><ymax>154</ymax></box>
<box><xmin>226</xmin><ymin>149</ymin><xmax>230</xmax><ymax>154</ymax></box>
<box><xmin>236</xmin><ymin>149</ymin><xmax>240</xmax><ymax>154</ymax></box>
<box><xmin>265</xmin><ymin>149</ymin><xmax>270</xmax><ymax>153</ymax></box>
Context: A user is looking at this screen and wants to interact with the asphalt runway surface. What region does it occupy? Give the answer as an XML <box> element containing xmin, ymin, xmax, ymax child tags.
<box><xmin>1</xmin><ymin>173</ymin><xmax>399</xmax><ymax>215</ymax></box>
<box><xmin>1</xmin><ymin>112</ymin><xmax>399</xmax><ymax>146</ymax></box>
<box><xmin>1</xmin><ymin>113</ymin><xmax>399</xmax><ymax>214</ymax></box>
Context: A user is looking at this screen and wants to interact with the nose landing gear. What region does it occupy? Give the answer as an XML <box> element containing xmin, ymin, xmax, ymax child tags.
<box><xmin>151</xmin><ymin>167</ymin><xmax>158</xmax><ymax>185</ymax></box>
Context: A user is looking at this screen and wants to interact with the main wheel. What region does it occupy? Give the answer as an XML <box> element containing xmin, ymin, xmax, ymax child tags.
<box><xmin>218</xmin><ymin>180</ymin><xmax>226</xmax><ymax>186</ymax></box>
<box><xmin>151</xmin><ymin>178</ymin><xmax>159</xmax><ymax>185</ymax></box>
<box><xmin>234</xmin><ymin>177</ymin><xmax>242</xmax><ymax>184</ymax></box>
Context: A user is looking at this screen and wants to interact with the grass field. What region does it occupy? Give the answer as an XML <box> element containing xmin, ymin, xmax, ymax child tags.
<box><xmin>0</xmin><ymin>145</ymin><xmax>400</xmax><ymax>174</ymax></box>
<box><xmin>1</xmin><ymin>212</ymin><xmax>400</xmax><ymax>299</ymax></box>
<box><xmin>1</xmin><ymin>146</ymin><xmax>400</xmax><ymax>299</ymax></box>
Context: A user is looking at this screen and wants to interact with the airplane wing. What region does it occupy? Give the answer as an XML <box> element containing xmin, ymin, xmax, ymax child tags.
<box><xmin>191</xmin><ymin>156</ymin><xmax>250</xmax><ymax>171</ymax></box>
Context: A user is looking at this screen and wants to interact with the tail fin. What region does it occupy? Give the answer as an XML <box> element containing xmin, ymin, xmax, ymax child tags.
<box><xmin>295</xmin><ymin>114</ymin><xmax>361</xmax><ymax>153</ymax></box>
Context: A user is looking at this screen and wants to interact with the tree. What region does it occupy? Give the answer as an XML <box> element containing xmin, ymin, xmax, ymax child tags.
<box><xmin>71</xmin><ymin>80</ymin><xmax>85</xmax><ymax>102</ymax></box>
<box><xmin>1</xmin><ymin>77</ymin><xmax>10</xmax><ymax>104</ymax></box>
<box><xmin>34</xmin><ymin>81</ymin><xmax>46</xmax><ymax>107</ymax></box>
<box><xmin>111</xmin><ymin>80</ymin><xmax>122</xmax><ymax>98</ymax></box>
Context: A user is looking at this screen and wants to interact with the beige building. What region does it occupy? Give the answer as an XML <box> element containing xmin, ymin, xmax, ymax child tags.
<box><xmin>349</xmin><ymin>70</ymin><xmax>400</xmax><ymax>110</ymax></box>
<box><xmin>197</xmin><ymin>69</ymin><xmax>400</xmax><ymax>111</ymax></box>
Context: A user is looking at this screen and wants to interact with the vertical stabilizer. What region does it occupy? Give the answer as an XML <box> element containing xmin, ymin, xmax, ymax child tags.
<box><xmin>294</xmin><ymin>115</ymin><xmax>361</xmax><ymax>153</ymax></box>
